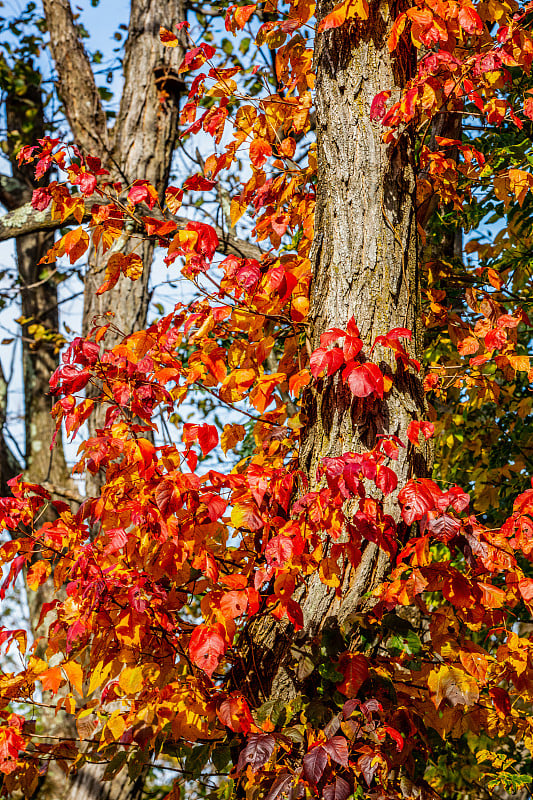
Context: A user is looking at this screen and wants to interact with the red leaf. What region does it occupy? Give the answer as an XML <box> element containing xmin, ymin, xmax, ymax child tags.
<box><xmin>444</xmin><ymin>485</ymin><xmax>470</xmax><ymax>512</ymax></box>
<box><xmin>303</xmin><ymin>745</ymin><xmax>327</xmax><ymax>784</ymax></box>
<box><xmin>128</xmin><ymin>180</ymin><xmax>157</xmax><ymax>209</ymax></box>
<box><xmin>187</xmin><ymin>220</ymin><xmax>219</xmax><ymax>261</ymax></box>
<box><xmin>189</xmin><ymin>624</ymin><xmax>226</xmax><ymax>678</ymax></box>
<box><xmin>0</xmin><ymin>724</ymin><xmax>25</xmax><ymax>775</ymax></box>
<box><xmin>320</xmin><ymin>327</ymin><xmax>347</xmax><ymax>347</ymax></box>
<box><xmin>78</xmin><ymin>172</ymin><xmax>97</xmax><ymax>195</ymax></box>
<box><xmin>310</xmin><ymin>347</ymin><xmax>344</xmax><ymax>378</ymax></box>
<box><xmin>398</xmin><ymin>480</ymin><xmax>441</xmax><ymax>525</ymax></box>
<box><xmin>343</xmin><ymin>362</ymin><xmax>384</xmax><ymax>399</ymax></box>
<box><xmin>407</xmin><ymin>420</ymin><xmax>435</xmax><ymax>446</ymax></box>
<box><xmin>183</xmin><ymin>423</ymin><xmax>219</xmax><ymax>456</ymax></box>
<box><xmin>458</xmin><ymin>5</ymin><xmax>483</xmax><ymax>34</ymax></box>
<box><xmin>370</xmin><ymin>91</ymin><xmax>391</xmax><ymax>122</ymax></box>
<box><xmin>237</xmin><ymin>733</ymin><xmax>276</xmax><ymax>771</ymax></box>
<box><xmin>220</xmin><ymin>590</ymin><xmax>250</xmax><ymax>619</ymax></box>
<box><xmin>337</xmin><ymin>653</ymin><xmax>369</xmax><ymax>697</ymax></box>
<box><xmin>31</xmin><ymin>187</ymin><xmax>51</xmax><ymax>211</ymax></box>
<box><xmin>489</xmin><ymin>687</ymin><xmax>512</xmax><ymax>717</ymax></box>
<box><xmin>198</xmin><ymin>424</ymin><xmax>219</xmax><ymax>456</ymax></box>
<box><xmin>143</xmin><ymin>217</ymin><xmax>178</xmax><ymax>238</ymax></box>
<box><xmin>428</xmin><ymin>514</ymin><xmax>461</xmax><ymax>541</ymax></box>
<box><xmin>217</xmin><ymin>694</ymin><xmax>254</xmax><ymax>733</ymax></box>
<box><xmin>343</xmin><ymin>336</ymin><xmax>363</xmax><ymax>361</ymax></box>
<box><xmin>385</xmin><ymin>726</ymin><xmax>404</xmax><ymax>751</ymax></box>
<box><xmin>205</xmin><ymin>493</ymin><xmax>228</xmax><ymax>521</ymax></box>
<box><xmin>184</xmin><ymin>174</ymin><xmax>216</xmax><ymax>191</ymax></box>
<box><xmin>323</xmin><ymin>778</ymin><xmax>351</xmax><ymax>800</ymax></box>
<box><xmin>323</xmin><ymin>736</ymin><xmax>349</xmax><ymax>766</ymax></box>
<box><xmin>375</xmin><ymin>465</ymin><xmax>398</xmax><ymax>495</ymax></box>
<box><xmin>286</xmin><ymin>599</ymin><xmax>303</xmax><ymax>630</ymax></box>
<box><xmin>265</xmin><ymin>535</ymin><xmax>293</xmax><ymax>568</ymax></box>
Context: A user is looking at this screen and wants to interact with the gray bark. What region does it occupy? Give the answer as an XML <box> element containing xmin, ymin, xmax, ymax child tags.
<box><xmin>237</xmin><ymin>4</ymin><xmax>429</xmax><ymax>704</ymax></box>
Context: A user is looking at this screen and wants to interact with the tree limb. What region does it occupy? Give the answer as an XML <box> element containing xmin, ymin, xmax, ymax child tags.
<box><xmin>0</xmin><ymin>196</ymin><xmax>264</xmax><ymax>261</ymax></box>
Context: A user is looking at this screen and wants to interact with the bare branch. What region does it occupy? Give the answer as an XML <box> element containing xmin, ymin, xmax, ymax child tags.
<box><xmin>0</xmin><ymin>197</ymin><xmax>264</xmax><ymax>261</ymax></box>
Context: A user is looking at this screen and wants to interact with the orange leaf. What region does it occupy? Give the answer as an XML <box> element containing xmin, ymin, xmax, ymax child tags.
<box><xmin>63</xmin><ymin>661</ymin><xmax>84</xmax><ymax>696</ymax></box>
<box><xmin>160</xmin><ymin>26</ymin><xmax>179</xmax><ymax>46</ymax></box>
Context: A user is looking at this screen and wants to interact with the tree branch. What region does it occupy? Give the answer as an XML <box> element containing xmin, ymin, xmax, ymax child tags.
<box><xmin>0</xmin><ymin>196</ymin><xmax>264</xmax><ymax>261</ymax></box>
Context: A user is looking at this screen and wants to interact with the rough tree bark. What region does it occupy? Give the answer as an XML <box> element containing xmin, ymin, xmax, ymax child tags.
<box><xmin>42</xmin><ymin>0</ymin><xmax>187</xmax><ymax>345</ymax></box>
<box><xmin>236</xmin><ymin>3</ymin><xmax>429</xmax><ymax>704</ymax></box>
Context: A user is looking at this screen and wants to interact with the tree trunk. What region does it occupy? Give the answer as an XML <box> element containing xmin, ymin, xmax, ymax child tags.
<box><xmin>29</xmin><ymin>2</ymin><xmax>185</xmax><ymax>796</ymax></box>
<box><xmin>0</xmin><ymin>60</ymin><xmax>80</xmax><ymax>800</ymax></box>
<box><xmin>238</xmin><ymin>2</ymin><xmax>429</xmax><ymax>704</ymax></box>
<box><xmin>42</xmin><ymin>0</ymin><xmax>186</xmax><ymax>493</ymax></box>
<box><xmin>42</xmin><ymin>0</ymin><xmax>186</xmax><ymax>342</ymax></box>
<box><xmin>2</xmin><ymin>63</ymin><xmax>69</xmax><ymax>486</ymax></box>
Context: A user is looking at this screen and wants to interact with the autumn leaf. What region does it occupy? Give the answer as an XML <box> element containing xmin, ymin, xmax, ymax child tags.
<box><xmin>217</xmin><ymin>694</ymin><xmax>254</xmax><ymax>733</ymax></box>
<box><xmin>63</xmin><ymin>661</ymin><xmax>84</xmax><ymax>696</ymax></box>
<box><xmin>221</xmin><ymin>423</ymin><xmax>246</xmax><ymax>454</ymax></box>
<box><xmin>189</xmin><ymin>624</ymin><xmax>226</xmax><ymax>678</ymax></box>
<box><xmin>428</xmin><ymin>665</ymin><xmax>479</xmax><ymax>708</ymax></box>
<box><xmin>342</xmin><ymin>361</ymin><xmax>384</xmax><ymax>399</ymax></box>
<box><xmin>323</xmin><ymin>736</ymin><xmax>349</xmax><ymax>766</ymax></box>
<box><xmin>39</xmin><ymin>666</ymin><xmax>63</xmax><ymax>693</ymax></box>
<box><xmin>119</xmin><ymin>666</ymin><xmax>143</xmax><ymax>695</ymax></box>
<box><xmin>319</xmin><ymin>0</ymin><xmax>369</xmax><ymax>30</ymax></box>
<box><xmin>337</xmin><ymin>653</ymin><xmax>369</xmax><ymax>697</ymax></box>
<box><xmin>160</xmin><ymin>26</ymin><xmax>179</xmax><ymax>46</ymax></box>
<box><xmin>458</xmin><ymin>5</ymin><xmax>483</xmax><ymax>34</ymax></box>
<box><xmin>303</xmin><ymin>745</ymin><xmax>328</xmax><ymax>783</ymax></box>
<box><xmin>234</xmin><ymin>4</ymin><xmax>256</xmax><ymax>28</ymax></box>
<box><xmin>237</xmin><ymin>733</ymin><xmax>275</xmax><ymax>772</ymax></box>
<box><xmin>406</xmin><ymin>420</ymin><xmax>435</xmax><ymax>446</ymax></box>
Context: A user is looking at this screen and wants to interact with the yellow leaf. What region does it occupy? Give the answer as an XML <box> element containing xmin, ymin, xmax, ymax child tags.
<box><xmin>508</xmin><ymin>168</ymin><xmax>533</xmax><ymax>206</ymax></box>
<box><xmin>88</xmin><ymin>660</ymin><xmax>112</xmax><ymax>695</ymax></box>
<box><xmin>509</xmin><ymin>354</ymin><xmax>530</xmax><ymax>373</ymax></box>
<box><xmin>428</xmin><ymin>665</ymin><xmax>479</xmax><ymax>709</ymax></box>
<box><xmin>106</xmin><ymin>713</ymin><xmax>126</xmax><ymax>741</ymax></box>
<box><xmin>119</xmin><ymin>665</ymin><xmax>143</xmax><ymax>695</ymax></box>
<box><xmin>319</xmin><ymin>556</ymin><xmax>341</xmax><ymax>588</ymax></box>
<box><xmin>230</xmin><ymin>197</ymin><xmax>247</xmax><ymax>227</ymax></box>
<box><xmin>168</xmin><ymin>230</ymin><xmax>198</xmax><ymax>257</ymax></box>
